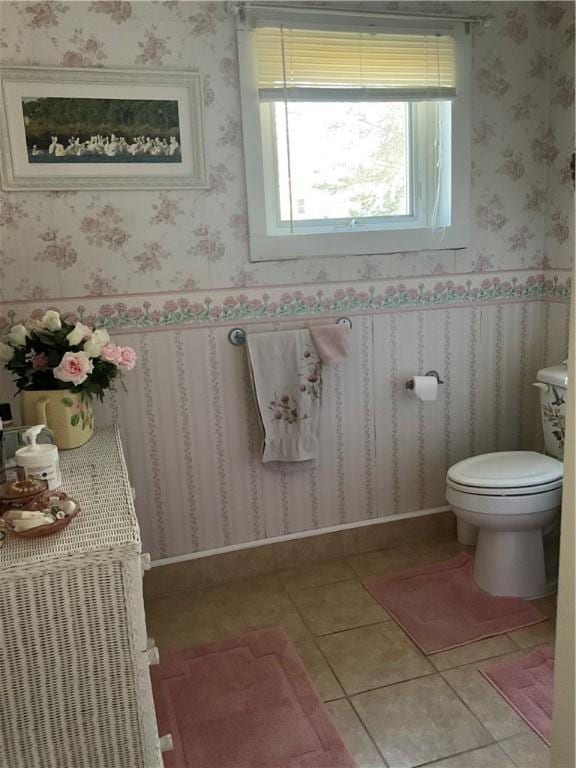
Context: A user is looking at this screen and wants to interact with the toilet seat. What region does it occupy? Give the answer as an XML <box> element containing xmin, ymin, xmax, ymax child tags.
<box><xmin>446</xmin><ymin>476</ymin><xmax>563</xmax><ymax>498</ymax></box>
<box><xmin>447</xmin><ymin>451</ymin><xmax>563</xmax><ymax>497</ymax></box>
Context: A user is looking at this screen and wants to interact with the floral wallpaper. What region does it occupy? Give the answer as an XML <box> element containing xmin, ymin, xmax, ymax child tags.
<box><xmin>0</xmin><ymin>1</ymin><xmax>573</xmax><ymax>559</ymax></box>
<box><xmin>0</xmin><ymin>0</ymin><xmax>573</xmax><ymax>305</ymax></box>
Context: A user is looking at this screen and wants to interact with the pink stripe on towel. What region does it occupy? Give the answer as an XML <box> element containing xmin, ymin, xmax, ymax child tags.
<box><xmin>310</xmin><ymin>325</ymin><xmax>351</xmax><ymax>364</ymax></box>
<box><xmin>151</xmin><ymin>629</ymin><xmax>356</xmax><ymax>768</ymax></box>
<box><xmin>481</xmin><ymin>646</ymin><xmax>554</xmax><ymax>744</ymax></box>
<box><xmin>364</xmin><ymin>552</ymin><xmax>546</xmax><ymax>654</ymax></box>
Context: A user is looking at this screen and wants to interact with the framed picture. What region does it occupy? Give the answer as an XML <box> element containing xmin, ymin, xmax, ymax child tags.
<box><xmin>0</xmin><ymin>66</ymin><xmax>207</xmax><ymax>190</ymax></box>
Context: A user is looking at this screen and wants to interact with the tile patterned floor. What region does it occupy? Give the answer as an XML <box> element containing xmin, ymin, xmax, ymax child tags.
<box><xmin>144</xmin><ymin>537</ymin><xmax>555</xmax><ymax>768</ymax></box>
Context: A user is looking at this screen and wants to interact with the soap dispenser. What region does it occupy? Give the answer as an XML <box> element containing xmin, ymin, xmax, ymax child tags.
<box><xmin>15</xmin><ymin>424</ymin><xmax>62</xmax><ymax>491</ymax></box>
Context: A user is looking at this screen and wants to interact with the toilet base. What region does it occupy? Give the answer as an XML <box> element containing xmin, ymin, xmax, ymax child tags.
<box><xmin>474</xmin><ymin>528</ymin><xmax>547</xmax><ymax>598</ymax></box>
<box><xmin>457</xmin><ymin>518</ymin><xmax>479</xmax><ymax>546</ymax></box>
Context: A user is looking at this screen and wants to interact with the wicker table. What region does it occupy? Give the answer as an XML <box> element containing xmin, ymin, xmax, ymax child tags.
<box><xmin>0</xmin><ymin>426</ymin><xmax>164</xmax><ymax>768</ymax></box>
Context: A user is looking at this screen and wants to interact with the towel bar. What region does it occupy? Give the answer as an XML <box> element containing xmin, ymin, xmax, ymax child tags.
<box><xmin>228</xmin><ymin>317</ymin><xmax>352</xmax><ymax>346</ymax></box>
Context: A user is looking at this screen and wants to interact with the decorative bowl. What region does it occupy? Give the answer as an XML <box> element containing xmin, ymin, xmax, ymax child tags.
<box><xmin>0</xmin><ymin>478</ymin><xmax>48</xmax><ymax>513</ymax></box>
<box><xmin>2</xmin><ymin>492</ymin><xmax>80</xmax><ymax>539</ymax></box>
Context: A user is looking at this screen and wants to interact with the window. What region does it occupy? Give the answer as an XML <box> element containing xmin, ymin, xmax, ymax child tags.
<box><xmin>236</xmin><ymin>9</ymin><xmax>471</xmax><ymax>261</ymax></box>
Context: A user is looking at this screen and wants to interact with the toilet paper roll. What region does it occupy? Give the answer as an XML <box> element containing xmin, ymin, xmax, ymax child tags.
<box><xmin>411</xmin><ymin>375</ymin><xmax>438</xmax><ymax>401</ymax></box>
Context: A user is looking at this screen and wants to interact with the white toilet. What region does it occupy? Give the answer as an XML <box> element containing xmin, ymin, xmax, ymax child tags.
<box><xmin>446</xmin><ymin>364</ymin><xmax>567</xmax><ymax>599</ymax></box>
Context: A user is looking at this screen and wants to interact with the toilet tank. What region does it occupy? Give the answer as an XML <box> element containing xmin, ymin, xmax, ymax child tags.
<box><xmin>535</xmin><ymin>364</ymin><xmax>568</xmax><ymax>459</ymax></box>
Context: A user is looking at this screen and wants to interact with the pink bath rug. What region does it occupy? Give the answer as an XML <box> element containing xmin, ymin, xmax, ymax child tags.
<box><xmin>481</xmin><ymin>646</ymin><xmax>554</xmax><ymax>744</ymax></box>
<box><xmin>150</xmin><ymin>629</ymin><xmax>356</xmax><ymax>768</ymax></box>
<box><xmin>364</xmin><ymin>552</ymin><xmax>546</xmax><ymax>654</ymax></box>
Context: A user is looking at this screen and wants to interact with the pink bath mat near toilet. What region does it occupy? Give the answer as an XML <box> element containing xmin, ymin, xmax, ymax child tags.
<box><xmin>364</xmin><ymin>552</ymin><xmax>546</xmax><ymax>654</ymax></box>
<box><xmin>481</xmin><ymin>646</ymin><xmax>554</xmax><ymax>744</ymax></box>
<box><xmin>150</xmin><ymin>628</ymin><xmax>356</xmax><ymax>768</ymax></box>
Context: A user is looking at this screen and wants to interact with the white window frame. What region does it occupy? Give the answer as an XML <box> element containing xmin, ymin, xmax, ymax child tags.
<box><xmin>236</xmin><ymin>11</ymin><xmax>471</xmax><ymax>262</ymax></box>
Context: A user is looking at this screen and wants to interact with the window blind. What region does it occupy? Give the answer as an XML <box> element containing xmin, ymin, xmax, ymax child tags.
<box><xmin>255</xmin><ymin>26</ymin><xmax>457</xmax><ymax>102</ymax></box>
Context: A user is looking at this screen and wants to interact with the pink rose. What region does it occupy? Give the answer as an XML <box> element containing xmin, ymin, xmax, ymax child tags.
<box><xmin>100</xmin><ymin>343</ymin><xmax>123</xmax><ymax>365</ymax></box>
<box><xmin>53</xmin><ymin>351</ymin><xmax>94</xmax><ymax>385</ymax></box>
<box><xmin>118</xmin><ymin>346</ymin><xmax>137</xmax><ymax>370</ymax></box>
<box><xmin>32</xmin><ymin>352</ymin><xmax>49</xmax><ymax>369</ymax></box>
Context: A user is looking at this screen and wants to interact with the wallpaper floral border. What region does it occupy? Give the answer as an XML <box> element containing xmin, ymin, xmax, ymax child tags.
<box><xmin>1</xmin><ymin>270</ymin><xmax>570</xmax><ymax>333</ymax></box>
<box><xmin>0</xmin><ymin>1</ymin><xmax>573</xmax><ymax>304</ymax></box>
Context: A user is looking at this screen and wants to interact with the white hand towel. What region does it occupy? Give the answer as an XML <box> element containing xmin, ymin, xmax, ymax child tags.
<box><xmin>247</xmin><ymin>329</ymin><xmax>322</xmax><ymax>466</ymax></box>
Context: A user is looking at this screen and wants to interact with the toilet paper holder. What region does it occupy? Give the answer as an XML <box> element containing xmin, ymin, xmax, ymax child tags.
<box><xmin>405</xmin><ymin>370</ymin><xmax>444</xmax><ymax>391</ymax></box>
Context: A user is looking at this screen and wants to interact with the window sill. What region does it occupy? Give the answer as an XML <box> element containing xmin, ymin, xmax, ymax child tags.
<box><xmin>248</xmin><ymin>223</ymin><xmax>469</xmax><ymax>262</ymax></box>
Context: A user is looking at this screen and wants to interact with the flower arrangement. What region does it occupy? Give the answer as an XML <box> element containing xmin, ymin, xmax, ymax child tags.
<box><xmin>0</xmin><ymin>310</ymin><xmax>136</xmax><ymax>399</ymax></box>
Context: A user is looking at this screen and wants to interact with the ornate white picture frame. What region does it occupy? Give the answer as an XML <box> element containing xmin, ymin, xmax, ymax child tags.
<box><xmin>0</xmin><ymin>66</ymin><xmax>207</xmax><ymax>190</ymax></box>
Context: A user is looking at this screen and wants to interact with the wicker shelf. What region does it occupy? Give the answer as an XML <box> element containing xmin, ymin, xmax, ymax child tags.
<box><xmin>1</xmin><ymin>426</ymin><xmax>141</xmax><ymax>572</ymax></box>
<box><xmin>0</xmin><ymin>427</ymin><xmax>163</xmax><ymax>768</ymax></box>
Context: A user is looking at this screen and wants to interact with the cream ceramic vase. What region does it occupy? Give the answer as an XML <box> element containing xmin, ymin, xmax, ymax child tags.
<box><xmin>20</xmin><ymin>390</ymin><xmax>94</xmax><ymax>450</ymax></box>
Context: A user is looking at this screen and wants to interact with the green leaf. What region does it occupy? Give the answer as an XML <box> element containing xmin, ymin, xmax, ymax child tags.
<box><xmin>61</xmin><ymin>397</ymin><xmax>74</xmax><ymax>407</ymax></box>
<box><xmin>70</xmin><ymin>414</ymin><xmax>80</xmax><ymax>427</ymax></box>
<box><xmin>32</xmin><ymin>331</ymin><xmax>57</xmax><ymax>347</ymax></box>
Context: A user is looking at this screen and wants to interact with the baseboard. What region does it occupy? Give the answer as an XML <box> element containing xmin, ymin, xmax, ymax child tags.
<box><xmin>151</xmin><ymin>505</ymin><xmax>452</xmax><ymax>567</ymax></box>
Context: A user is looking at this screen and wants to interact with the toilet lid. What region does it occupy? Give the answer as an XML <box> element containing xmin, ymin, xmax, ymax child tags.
<box><xmin>447</xmin><ymin>451</ymin><xmax>563</xmax><ymax>489</ymax></box>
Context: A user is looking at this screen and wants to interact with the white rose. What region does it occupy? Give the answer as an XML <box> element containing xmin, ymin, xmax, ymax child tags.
<box><xmin>41</xmin><ymin>310</ymin><xmax>62</xmax><ymax>331</ymax></box>
<box><xmin>83</xmin><ymin>329</ymin><xmax>109</xmax><ymax>358</ymax></box>
<box><xmin>0</xmin><ymin>341</ymin><xmax>15</xmax><ymax>362</ymax></box>
<box><xmin>66</xmin><ymin>322</ymin><xmax>93</xmax><ymax>347</ymax></box>
<box><xmin>93</xmin><ymin>328</ymin><xmax>110</xmax><ymax>345</ymax></box>
<box><xmin>8</xmin><ymin>323</ymin><xmax>29</xmax><ymax>347</ymax></box>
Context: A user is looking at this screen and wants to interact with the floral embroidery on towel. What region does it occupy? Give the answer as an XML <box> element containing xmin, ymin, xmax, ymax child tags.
<box><xmin>269</xmin><ymin>393</ymin><xmax>301</xmax><ymax>423</ymax></box>
<box><xmin>268</xmin><ymin>345</ymin><xmax>321</xmax><ymax>424</ymax></box>
<box><xmin>299</xmin><ymin>347</ymin><xmax>322</xmax><ymax>399</ymax></box>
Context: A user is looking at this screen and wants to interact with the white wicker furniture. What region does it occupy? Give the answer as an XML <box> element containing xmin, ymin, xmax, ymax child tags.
<box><xmin>0</xmin><ymin>427</ymin><xmax>165</xmax><ymax>768</ymax></box>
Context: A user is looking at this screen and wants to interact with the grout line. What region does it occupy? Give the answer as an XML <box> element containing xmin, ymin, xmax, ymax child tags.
<box><xmin>415</xmin><ymin>742</ymin><xmax>502</xmax><ymax>768</ymax></box>
<box><xmin>343</xmin><ymin>670</ymin><xmax>439</xmax><ymax>699</ymax></box>
<box><xmin>345</xmin><ymin>693</ymin><xmax>395</xmax><ymax>766</ymax></box>
<box><xmin>308</xmin><ymin>620</ymin><xmax>437</xmax><ymax>699</ymax></box>
<box><xmin>439</xmin><ymin>661</ymin><xmax>524</xmax><ymax>743</ymax></box>
<box><xmin>282</xmin><ymin>575</ymin><xmax>359</xmax><ymax>595</ymax></box>
<box><xmin>430</xmin><ymin>646</ymin><xmax>527</xmax><ymax>672</ymax></box>
<box><xmin>312</xmin><ymin>616</ymin><xmax>395</xmax><ymax>638</ymax></box>
<box><xmin>497</xmin><ymin>734</ymin><xmax>551</xmax><ymax>766</ymax></box>
<box><xmin>331</xmin><ymin>695</ymin><xmax>391</xmax><ymax>767</ymax></box>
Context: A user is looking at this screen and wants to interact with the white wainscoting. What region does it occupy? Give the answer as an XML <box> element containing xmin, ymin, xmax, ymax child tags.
<box><xmin>89</xmin><ymin>299</ymin><xmax>567</xmax><ymax>560</ymax></box>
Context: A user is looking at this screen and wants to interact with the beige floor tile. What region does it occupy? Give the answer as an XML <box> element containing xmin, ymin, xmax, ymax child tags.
<box><xmin>352</xmin><ymin>674</ymin><xmax>491</xmax><ymax>768</ymax></box>
<box><xmin>272</xmin><ymin>530</ymin><xmax>357</xmax><ymax>570</ymax></box>
<box><xmin>319</xmin><ymin>622</ymin><xmax>433</xmax><ymax>695</ymax></box>
<box><xmin>352</xmin><ymin>512</ymin><xmax>456</xmax><ymax>555</ymax></box>
<box><xmin>206</xmin><ymin>577</ymin><xmax>310</xmax><ymax>642</ymax></box>
<box><xmin>422</xmin><ymin>744</ymin><xmax>516</xmax><ymax>768</ymax></box>
<box><xmin>293</xmin><ymin>639</ymin><xmax>343</xmax><ymax>701</ymax></box>
<box><xmin>347</xmin><ymin>547</ymin><xmax>423</xmax><ymax>579</ymax></box>
<box><xmin>279</xmin><ymin>558</ymin><xmax>356</xmax><ymax>592</ymax></box>
<box><xmin>217</xmin><ymin>607</ymin><xmax>310</xmax><ymax>643</ymax></box>
<box><xmin>145</xmin><ymin>591</ymin><xmax>221</xmax><ymax>648</ymax></box>
<box><xmin>530</xmin><ymin>594</ymin><xmax>557</xmax><ymax>622</ymax></box>
<box><xmin>499</xmin><ymin>732</ymin><xmax>551</xmax><ymax>768</ymax></box>
<box><xmin>206</xmin><ymin>573</ymin><xmax>284</xmax><ymax>601</ymax></box>
<box><xmin>201</xmin><ymin>545</ymin><xmax>276</xmax><ymax>588</ymax></box>
<box><xmin>143</xmin><ymin>558</ymin><xmax>207</xmax><ymax>599</ymax></box>
<box><xmin>430</xmin><ymin>635</ymin><xmax>518</xmax><ymax>671</ymax></box>
<box><xmin>290</xmin><ymin>580</ymin><xmax>390</xmax><ymax>635</ymax></box>
<box><xmin>507</xmin><ymin>620</ymin><xmax>555</xmax><ymax>650</ymax></box>
<box><xmin>347</xmin><ymin>540</ymin><xmax>466</xmax><ymax>579</ymax></box>
<box><xmin>325</xmin><ymin>699</ymin><xmax>386</xmax><ymax>768</ymax></box>
<box><xmin>441</xmin><ymin>654</ymin><xmax>530</xmax><ymax>741</ymax></box>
